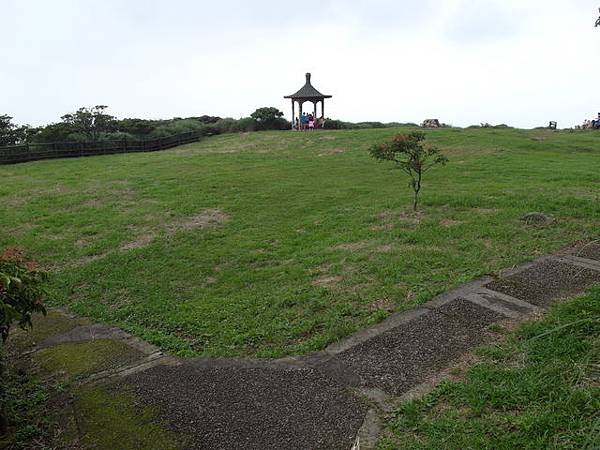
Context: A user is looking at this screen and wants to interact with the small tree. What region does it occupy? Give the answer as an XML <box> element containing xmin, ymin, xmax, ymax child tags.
<box><xmin>370</xmin><ymin>131</ymin><xmax>448</xmax><ymax>211</ymax></box>
<box><xmin>0</xmin><ymin>115</ymin><xmax>35</xmax><ymax>146</ymax></box>
<box><xmin>0</xmin><ymin>115</ymin><xmax>16</xmax><ymax>146</ymax></box>
<box><xmin>250</xmin><ymin>107</ymin><xmax>289</xmax><ymax>131</ymax></box>
<box><xmin>60</xmin><ymin>105</ymin><xmax>116</xmax><ymax>141</ymax></box>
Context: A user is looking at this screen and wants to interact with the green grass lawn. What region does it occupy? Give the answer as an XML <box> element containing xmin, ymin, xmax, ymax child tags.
<box><xmin>1</xmin><ymin>127</ymin><xmax>599</xmax><ymax>357</ymax></box>
<box><xmin>377</xmin><ymin>286</ymin><xmax>600</xmax><ymax>450</ymax></box>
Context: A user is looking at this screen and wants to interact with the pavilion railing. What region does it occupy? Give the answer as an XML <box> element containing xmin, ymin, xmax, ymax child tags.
<box><xmin>0</xmin><ymin>130</ymin><xmax>208</xmax><ymax>165</ymax></box>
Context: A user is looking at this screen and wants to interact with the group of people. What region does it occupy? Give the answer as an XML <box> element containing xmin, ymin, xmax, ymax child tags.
<box><xmin>293</xmin><ymin>112</ymin><xmax>325</xmax><ymax>131</ymax></box>
<box><xmin>582</xmin><ymin>113</ymin><xmax>600</xmax><ymax>129</ymax></box>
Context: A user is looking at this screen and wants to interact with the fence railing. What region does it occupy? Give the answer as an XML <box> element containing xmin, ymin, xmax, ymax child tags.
<box><xmin>0</xmin><ymin>130</ymin><xmax>208</xmax><ymax>165</ymax></box>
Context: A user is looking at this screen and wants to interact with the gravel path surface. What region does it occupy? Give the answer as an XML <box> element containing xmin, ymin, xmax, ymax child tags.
<box><xmin>125</xmin><ymin>365</ymin><xmax>366</xmax><ymax>450</ymax></box>
<box><xmin>319</xmin><ymin>299</ymin><xmax>502</xmax><ymax>396</ymax></box>
<box><xmin>25</xmin><ymin>244</ymin><xmax>600</xmax><ymax>450</ymax></box>
<box><xmin>486</xmin><ymin>259</ymin><xmax>600</xmax><ymax>307</ymax></box>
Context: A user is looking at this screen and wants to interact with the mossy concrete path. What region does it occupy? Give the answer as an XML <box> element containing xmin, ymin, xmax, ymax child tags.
<box><xmin>12</xmin><ymin>242</ymin><xmax>600</xmax><ymax>450</ymax></box>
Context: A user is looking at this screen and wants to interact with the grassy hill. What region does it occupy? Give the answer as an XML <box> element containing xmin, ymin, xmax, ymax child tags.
<box><xmin>1</xmin><ymin>127</ymin><xmax>598</xmax><ymax>357</ymax></box>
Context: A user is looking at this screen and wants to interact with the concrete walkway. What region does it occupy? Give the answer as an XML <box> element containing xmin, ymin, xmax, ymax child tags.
<box><xmin>15</xmin><ymin>242</ymin><xmax>600</xmax><ymax>450</ymax></box>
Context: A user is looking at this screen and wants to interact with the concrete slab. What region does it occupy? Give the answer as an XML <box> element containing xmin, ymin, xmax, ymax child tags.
<box><xmin>36</xmin><ymin>323</ymin><xmax>161</xmax><ymax>356</ymax></box>
<box><xmin>463</xmin><ymin>288</ymin><xmax>540</xmax><ymax>319</ymax></box>
<box><xmin>569</xmin><ymin>241</ymin><xmax>600</xmax><ymax>262</ymax></box>
<box><xmin>319</xmin><ymin>299</ymin><xmax>502</xmax><ymax>396</ymax></box>
<box><xmin>475</xmin><ymin>288</ymin><xmax>540</xmax><ymax>314</ymax></box>
<box><xmin>559</xmin><ymin>255</ymin><xmax>600</xmax><ymax>272</ymax></box>
<box><xmin>123</xmin><ymin>365</ymin><xmax>367</xmax><ymax>450</ymax></box>
<box><xmin>486</xmin><ymin>259</ymin><xmax>600</xmax><ymax>307</ymax></box>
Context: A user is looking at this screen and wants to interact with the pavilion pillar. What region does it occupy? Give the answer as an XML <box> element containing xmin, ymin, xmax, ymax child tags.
<box><xmin>299</xmin><ymin>101</ymin><xmax>303</xmax><ymax>130</ymax></box>
<box><xmin>313</xmin><ymin>101</ymin><xmax>317</xmax><ymax>118</ymax></box>
<box><xmin>291</xmin><ymin>99</ymin><xmax>295</xmax><ymax>129</ymax></box>
<box><xmin>321</xmin><ymin>100</ymin><xmax>325</xmax><ymax>119</ymax></box>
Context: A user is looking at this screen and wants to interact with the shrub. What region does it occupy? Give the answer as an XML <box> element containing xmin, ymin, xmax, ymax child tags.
<box><xmin>0</xmin><ymin>247</ymin><xmax>47</xmax><ymax>342</ymax></box>
<box><xmin>322</xmin><ymin>119</ymin><xmax>350</xmax><ymax>130</ymax></box>
<box><xmin>250</xmin><ymin>107</ymin><xmax>290</xmax><ymax>131</ymax></box>
<box><xmin>355</xmin><ymin>122</ymin><xmax>387</xmax><ymax>129</ymax></box>
<box><xmin>234</xmin><ymin>117</ymin><xmax>258</xmax><ymax>132</ymax></box>
<box><xmin>213</xmin><ymin>118</ymin><xmax>239</xmax><ymax>134</ymax></box>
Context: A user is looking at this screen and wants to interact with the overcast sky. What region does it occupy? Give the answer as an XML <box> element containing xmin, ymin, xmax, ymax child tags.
<box><xmin>2</xmin><ymin>0</ymin><xmax>599</xmax><ymax>128</ymax></box>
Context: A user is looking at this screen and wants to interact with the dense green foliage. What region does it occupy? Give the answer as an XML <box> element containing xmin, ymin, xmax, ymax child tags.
<box><xmin>0</xmin><ymin>361</ymin><xmax>50</xmax><ymax>445</ymax></box>
<box><xmin>0</xmin><ymin>248</ymin><xmax>47</xmax><ymax>342</ymax></box>
<box><xmin>1</xmin><ymin>107</ymin><xmax>294</xmax><ymax>146</ymax></box>
<box><xmin>0</xmin><ymin>127</ymin><xmax>598</xmax><ymax>357</ymax></box>
<box><xmin>250</xmin><ymin>107</ymin><xmax>289</xmax><ymax>131</ymax></box>
<box><xmin>378</xmin><ymin>287</ymin><xmax>600</xmax><ymax>449</ymax></box>
<box><xmin>1</xmin><ymin>107</ymin><xmax>410</xmax><ymax>147</ymax></box>
<box><xmin>0</xmin><ymin>248</ymin><xmax>47</xmax><ymax>437</ymax></box>
<box><xmin>0</xmin><ymin>116</ymin><xmax>31</xmax><ymax>146</ymax></box>
<box><xmin>370</xmin><ymin>131</ymin><xmax>448</xmax><ymax>210</ymax></box>
<box><xmin>324</xmin><ymin>119</ymin><xmax>416</xmax><ymax>130</ymax></box>
<box><xmin>60</xmin><ymin>105</ymin><xmax>117</xmax><ymax>142</ymax></box>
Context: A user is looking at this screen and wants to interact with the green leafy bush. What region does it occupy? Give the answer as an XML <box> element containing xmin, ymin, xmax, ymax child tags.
<box><xmin>234</xmin><ymin>117</ymin><xmax>258</xmax><ymax>132</ymax></box>
<box><xmin>250</xmin><ymin>107</ymin><xmax>290</xmax><ymax>131</ymax></box>
<box><xmin>0</xmin><ymin>248</ymin><xmax>47</xmax><ymax>342</ymax></box>
<box><xmin>323</xmin><ymin>119</ymin><xmax>351</xmax><ymax>129</ymax></box>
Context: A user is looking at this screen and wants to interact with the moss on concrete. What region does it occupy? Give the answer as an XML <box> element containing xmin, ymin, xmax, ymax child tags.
<box><xmin>69</xmin><ymin>385</ymin><xmax>185</xmax><ymax>450</ymax></box>
<box><xmin>34</xmin><ymin>339</ymin><xmax>143</xmax><ymax>380</ymax></box>
<box><xmin>10</xmin><ymin>311</ymin><xmax>89</xmax><ymax>351</ymax></box>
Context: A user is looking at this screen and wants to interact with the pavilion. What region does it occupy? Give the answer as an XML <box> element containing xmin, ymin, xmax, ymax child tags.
<box><xmin>284</xmin><ymin>73</ymin><xmax>332</xmax><ymax>128</ymax></box>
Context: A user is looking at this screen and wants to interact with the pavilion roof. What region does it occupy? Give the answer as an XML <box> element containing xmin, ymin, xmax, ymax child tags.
<box><xmin>284</xmin><ymin>73</ymin><xmax>332</xmax><ymax>99</ymax></box>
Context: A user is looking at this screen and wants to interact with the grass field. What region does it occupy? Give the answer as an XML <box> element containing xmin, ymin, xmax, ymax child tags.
<box><xmin>0</xmin><ymin>127</ymin><xmax>599</xmax><ymax>357</ymax></box>
<box><xmin>377</xmin><ymin>286</ymin><xmax>600</xmax><ymax>450</ymax></box>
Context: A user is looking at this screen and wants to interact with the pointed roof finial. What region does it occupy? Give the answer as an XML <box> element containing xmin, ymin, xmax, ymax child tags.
<box><xmin>284</xmin><ymin>73</ymin><xmax>332</xmax><ymax>99</ymax></box>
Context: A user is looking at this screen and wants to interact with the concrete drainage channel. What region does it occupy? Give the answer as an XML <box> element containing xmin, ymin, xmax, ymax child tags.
<box><xmin>15</xmin><ymin>242</ymin><xmax>600</xmax><ymax>450</ymax></box>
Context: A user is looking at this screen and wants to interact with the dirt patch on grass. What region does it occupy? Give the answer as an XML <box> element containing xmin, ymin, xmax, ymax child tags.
<box><xmin>120</xmin><ymin>233</ymin><xmax>155</xmax><ymax>251</ymax></box>
<box><xmin>312</xmin><ymin>275</ymin><xmax>343</xmax><ymax>288</ymax></box>
<box><xmin>59</xmin><ymin>209</ymin><xmax>228</xmax><ymax>267</ymax></box>
<box><xmin>80</xmin><ymin>198</ymin><xmax>106</xmax><ymax>209</ymax></box>
<box><xmin>473</xmin><ymin>207</ymin><xmax>499</xmax><ymax>215</ymax></box>
<box><xmin>331</xmin><ymin>241</ymin><xmax>371</xmax><ymax>252</ymax></box>
<box><xmin>3</xmin><ymin>195</ymin><xmax>27</xmax><ymax>208</ymax></box>
<box><xmin>167</xmin><ymin>209</ymin><xmax>229</xmax><ymax>233</ymax></box>
<box><xmin>439</xmin><ymin>219</ymin><xmax>463</xmax><ymax>228</ymax></box>
<box><xmin>378</xmin><ymin>244</ymin><xmax>394</xmax><ymax>253</ymax></box>
<box><xmin>68</xmin><ymin>253</ymin><xmax>110</xmax><ymax>269</ymax></box>
<box><xmin>3</xmin><ymin>223</ymin><xmax>34</xmax><ymax>238</ymax></box>
<box><xmin>373</xmin><ymin>209</ymin><xmax>422</xmax><ymax>231</ymax></box>
<box><xmin>367</xmin><ymin>298</ymin><xmax>396</xmax><ymax>313</ymax></box>
<box><xmin>318</xmin><ymin>148</ymin><xmax>345</xmax><ymax>157</ymax></box>
<box><xmin>118</xmin><ymin>209</ymin><xmax>229</xmax><ymax>252</ymax></box>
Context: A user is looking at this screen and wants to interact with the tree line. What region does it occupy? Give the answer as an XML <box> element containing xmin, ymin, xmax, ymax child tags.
<box><xmin>0</xmin><ymin>106</ymin><xmax>410</xmax><ymax>147</ymax></box>
<box><xmin>0</xmin><ymin>106</ymin><xmax>291</xmax><ymax>146</ymax></box>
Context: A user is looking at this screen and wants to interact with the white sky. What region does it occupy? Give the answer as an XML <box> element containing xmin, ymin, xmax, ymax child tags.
<box><xmin>1</xmin><ymin>0</ymin><xmax>600</xmax><ymax>128</ymax></box>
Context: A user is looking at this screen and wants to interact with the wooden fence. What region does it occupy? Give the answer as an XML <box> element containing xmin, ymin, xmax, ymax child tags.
<box><xmin>0</xmin><ymin>130</ymin><xmax>207</xmax><ymax>165</ymax></box>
